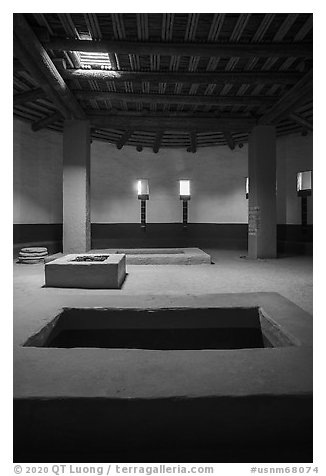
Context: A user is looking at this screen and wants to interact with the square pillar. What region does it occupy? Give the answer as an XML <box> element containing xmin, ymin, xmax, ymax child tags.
<box><xmin>63</xmin><ymin>120</ymin><xmax>91</xmax><ymax>253</ymax></box>
<box><xmin>248</xmin><ymin>125</ymin><xmax>277</xmax><ymax>259</ymax></box>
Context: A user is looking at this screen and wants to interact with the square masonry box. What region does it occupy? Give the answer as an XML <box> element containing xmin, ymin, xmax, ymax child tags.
<box><xmin>45</xmin><ymin>254</ymin><xmax>126</xmax><ymax>289</ymax></box>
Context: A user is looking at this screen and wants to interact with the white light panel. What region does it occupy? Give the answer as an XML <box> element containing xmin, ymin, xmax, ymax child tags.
<box><xmin>297</xmin><ymin>171</ymin><xmax>312</xmax><ymax>192</ymax></box>
<box><xmin>179</xmin><ymin>180</ymin><xmax>190</xmax><ymax>196</ymax></box>
<box><xmin>137</xmin><ymin>179</ymin><xmax>149</xmax><ymax>196</ymax></box>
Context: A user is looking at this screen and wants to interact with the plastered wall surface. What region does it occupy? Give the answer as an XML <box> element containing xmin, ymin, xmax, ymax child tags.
<box><xmin>13</xmin><ymin>118</ymin><xmax>313</xmax><ymax>225</ymax></box>
<box><xmin>91</xmin><ymin>140</ymin><xmax>248</xmax><ymax>223</ymax></box>
<box><xmin>13</xmin><ymin>119</ymin><xmax>63</xmax><ymax>224</ymax></box>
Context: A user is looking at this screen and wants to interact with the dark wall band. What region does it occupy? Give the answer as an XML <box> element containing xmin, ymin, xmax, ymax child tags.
<box><xmin>13</xmin><ymin>223</ymin><xmax>312</xmax><ymax>256</ymax></box>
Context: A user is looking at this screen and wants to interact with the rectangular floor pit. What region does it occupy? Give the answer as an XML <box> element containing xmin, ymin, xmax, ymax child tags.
<box><xmin>24</xmin><ymin>307</ymin><xmax>296</xmax><ymax>350</ymax></box>
<box><xmin>90</xmin><ymin>247</ymin><xmax>211</xmax><ymax>264</ymax></box>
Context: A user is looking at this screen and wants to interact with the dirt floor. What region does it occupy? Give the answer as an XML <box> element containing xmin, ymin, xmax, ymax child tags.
<box><xmin>14</xmin><ymin>248</ymin><xmax>313</xmax><ymax>314</ymax></box>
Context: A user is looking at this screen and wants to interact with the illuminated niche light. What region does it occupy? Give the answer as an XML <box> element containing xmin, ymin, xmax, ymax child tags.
<box><xmin>137</xmin><ymin>179</ymin><xmax>149</xmax><ymax>200</ymax></box>
<box><xmin>245</xmin><ymin>177</ymin><xmax>249</xmax><ymax>199</ymax></box>
<box><xmin>137</xmin><ymin>180</ymin><xmax>149</xmax><ymax>229</ymax></box>
<box><xmin>179</xmin><ymin>180</ymin><xmax>190</xmax><ymax>228</ymax></box>
<box><xmin>297</xmin><ymin>170</ymin><xmax>312</xmax><ymax>197</ymax></box>
<box><xmin>179</xmin><ymin>180</ymin><xmax>191</xmax><ymax>200</ymax></box>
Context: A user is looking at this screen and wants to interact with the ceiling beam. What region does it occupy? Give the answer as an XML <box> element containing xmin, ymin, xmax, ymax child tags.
<box><xmin>14</xmin><ymin>88</ymin><xmax>47</xmax><ymax>106</ymax></box>
<box><xmin>74</xmin><ymin>90</ymin><xmax>277</xmax><ymax>107</ymax></box>
<box><xmin>14</xmin><ymin>35</ymin><xmax>69</xmax><ymax>119</ymax></box>
<box><xmin>45</xmin><ymin>38</ymin><xmax>313</xmax><ymax>59</ymax></box>
<box><xmin>91</xmin><ymin>110</ymin><xmax>255</xmax><ymax>118</ymax></box>
<box><xmin>13</xmin><ymin>14</ymin><xmax>85</xmax><ymax>120</ymax></box>
<box><xmin>289</xmin><ymin>113</ymin><xmax>313</xmax><ymax>131</ymax></box>
<box><xmin>153</xmin><ymin>130</ymin><xmax>164</xmax><ymax>153</ymax></box>
<box><xmin>116</xmin><ymin>130</ymin><xmax>133</xmax><ymax>149</ymax></box>
<box><xmin>258</xmin><ymin>70</ymin><xmax>312</xmax><ymax>125</ymax></box>
<box><xmin>61</xmin><ymin>68</ymin><xmax>302</xmax><ymax>86</ymax></box>
<box><xmin>31</xmin><ymin>111</ymin><xmax>62</xmax><ymax>131</ymax></box>
<box><xmin>223</xmin><ymin>131</ymin><xmax>235</xmax><ymax>150</ymax></box>
<box><xmin>88</xmin><ymin>114</ymin><xmax>256</xmax><ymax>132</ymax></box>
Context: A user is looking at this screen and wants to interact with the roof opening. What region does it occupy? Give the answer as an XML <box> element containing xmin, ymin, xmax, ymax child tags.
<box><xmin>73</xmin><ymin>33</ymin><xmax>113</xmax><ymax>70</ymax></box>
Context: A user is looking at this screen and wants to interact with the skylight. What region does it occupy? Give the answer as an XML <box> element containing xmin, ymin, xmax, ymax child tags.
<box><xmin>74</xmin><ymin>33</ymin><xmax>113</xmax><ymax>69</ymax></box>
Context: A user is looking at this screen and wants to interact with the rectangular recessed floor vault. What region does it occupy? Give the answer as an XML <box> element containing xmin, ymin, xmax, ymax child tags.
<box><xmin>24</xmin><ymin>307</ymin><xmax>295</xmax><ymax>350</ymax></box>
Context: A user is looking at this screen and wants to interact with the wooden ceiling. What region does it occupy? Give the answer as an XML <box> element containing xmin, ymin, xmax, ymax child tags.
<box><xmin>13</xmin><ymin>13</ymin><xmax>313</xmax><ymax>152</ymax></box>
